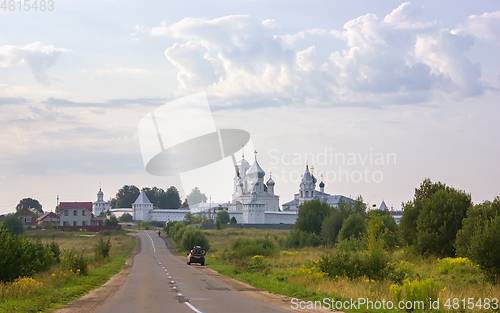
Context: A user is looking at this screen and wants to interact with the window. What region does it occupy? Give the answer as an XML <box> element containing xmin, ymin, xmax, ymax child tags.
<box><xmin>82</xmin><ymin>210</ymin><xmax>86</xmax><ymax>216</ymax></box>
<box><xmin>73</xmin><ymin>221</ymin><xmax>77</xmax><ymax>226</ymax></box>
<box><xmin>24</xmin><ymin>217</ymin><xmax>31</xmax><ymax>223</ymax></box>
<box><xmin>64</xmin><ymin>210</ymin><xmax>69</xmax><ymax>216</ymax></box>
<box><xmin>63</xmin><ymin>221</ymin><xmax>69</xmax><ymax>226</ymax></box>
<box><xmin>73</xmin><ymin>210</ymin><xmax>77</xmax><ymax>216</ymax></box>
<box><xmin>82</xmin><ymin>221</ymin><xmax>87</xmax><ymax>226</ymax></box>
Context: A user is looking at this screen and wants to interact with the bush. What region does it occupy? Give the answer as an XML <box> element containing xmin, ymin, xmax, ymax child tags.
<box><xmin>62</xmin><ymin>249</ymin><xmax>88</xmax><ymax>275</ymax></box>
<box><xmin>469</xmin><ymin>215</ymin><xmax>500</xmax><ymax>283</ymax></box>
<box><xmin>229</xmin><ymin>216</ymin><xmax>237</xmax><ymax>224</ymax></box>
<box><xmin>94</xmin><ymin>236</ymin><xmax>111</xmax><ymax>260</ymax></box>
<box><xmin>119</xmin><ymin>213</ymin><xmax>133</xmax><ymax>222</ymax></box>
<box><xmin>0</xmin><ymin>231</ymin><xmax>59</xmax><ymax>282</ymax></box>
<box><xmin>338</xmin><ymin>213</ymin><xmax>366</xmax><ymax>241</ymax></box>
<box><xmin>390</xmin><ymin>278</ymin><xmax>440</xmax><ymax>311</ymax></box>
<box><xmin>1</xmin><ymin>215</ymin><xmax>25</xmax><ymax>235</ymax></box>
<box><xmin>337</xmin><ymin>236</ymin><xmax>366</xmax><ymax>253</ymax></box>
<box><xmin>280</xmin><ymin>229</ymin><xmax>322</xmax><ymax>248</ymax></box>
<box><xmin>231</xmin><ymin>238</ymin><xmax>277</xmax><ymax>259</ymax></box>
<box><xmin>180</xmin><ymin>227</ymin><xmax>210</xmax><ymax>251</ymax></box>
<box><xmin>217</xmin><ymin>210</ymin><xmax>230</xmax><ymax>224</ymax></box>
<box><xmin>215</xmin><ymin>218</ymin><xmax>222</xmax><ymax>230</ymax></box>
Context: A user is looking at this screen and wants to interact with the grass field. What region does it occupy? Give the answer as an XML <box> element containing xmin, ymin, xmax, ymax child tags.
<box><xmin>0</xmin><ymin>229</ymin><xmax>136</xmax><ymax>312</ymax></box>
<box><xmin>200</xmin><ymin>228</ymin><xmax>500</xmax><ymax>312</ymax></box>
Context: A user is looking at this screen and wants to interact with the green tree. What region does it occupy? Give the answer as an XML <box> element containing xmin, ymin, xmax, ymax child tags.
<box><xmin>115</xmin><ymin>185</ymin><xmax>140</xmax><ymax>208</ymax></box>
<box><xmin>105</xmin><ymin>216</ymin><xmax>120</xmax><ymax>228</ymax></box>
<box><xmin>321</xmin><ymin>207</ymin><xmax>345</xmax><ymax>246</ymax></box>
<box><xmin>16</xmin><ymin>198</ymin><xmax>43</xmax><ymax>216</ymax></box>
<box><xmin>165</xmin><ymin>186</ymin><xmax>182</xmax><ymax>209</ymax></box>
<box><xmin>338</xmin><ymin>213</ymin><xmax>367</xmax><ymax>241</ymax></box>
<box><xmin>296</xmin><ymin>200</ymin><xmax>332</xmax><ymax>235</ymax></box>
<box><xmin>455</xmin><ymin>197</ymin><xmax>500</xmax><ymax>258</ymax></box>
<box><xmin>119</xmin><ymin>213</ymin><xmax>134</xmax><ymax>222</ymax></box>
<box><xmin>1</xmin><ymin>214</ymin><xmax>24</xmax><ymax>235</ymax></box>
<box><xmin>217</xmin><ymin>210</ymin><xmax>230</xmax><ymax>224</ymax></box>
<box><xmin>229</xmin><ymin>216</ymin><xmax>237</xmax><ymax>224</ymax></box>
<box><xmin>215</xmin><ymin>218</ymin><xmax>222</xmax><ymax>230</ymax></box>
<box><xmin>469</xmin><ymin>215</ymin><xmax>500</xmax><ymax>283</ymax></box>
<box><xmin>184</xmin><ymin>212</ymin><xmax>196</xmax><ymax>225</ymax></box>
<box><xmin>181</xmin><ymin>198</ymin><xmax>189</xmax><ymax>208</ymax></box>
<box><xmin>400</xmin><ymin>178</ymin><xmax>471</xmax><ymax>257</ymax></box>
<box><xmin>186</xmin><ymin>187</ymin><xmax>208</xmax><ymax>205</ymax></box>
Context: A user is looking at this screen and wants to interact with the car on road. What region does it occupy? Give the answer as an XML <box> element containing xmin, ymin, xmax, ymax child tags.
<box><xmin>187</xmin><ymin>246</ymin><xmax>206</xmax><ymax>266</ymax></box>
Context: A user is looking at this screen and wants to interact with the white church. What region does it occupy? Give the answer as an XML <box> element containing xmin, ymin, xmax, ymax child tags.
<box><xmin>100</xmin><ymin>152</ymin><xmax>357</xmax><ymax>224</ymax></box>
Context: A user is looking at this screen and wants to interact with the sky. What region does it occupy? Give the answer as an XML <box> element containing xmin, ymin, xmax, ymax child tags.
<box><xmin>1</xmin><ymin>0</ymin><xmax>499</xmax><ymax>214</ymax></box>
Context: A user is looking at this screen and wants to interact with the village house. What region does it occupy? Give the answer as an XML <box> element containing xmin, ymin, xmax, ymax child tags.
<box><xmin>16</xmin><ymin>208</ymin><xmax>37</xmax><ymax>228</ymax></box>
<box><xmin>37</xmin><ymin>212</ymin><xmax>59</xmax><ymax>226</ymax></box>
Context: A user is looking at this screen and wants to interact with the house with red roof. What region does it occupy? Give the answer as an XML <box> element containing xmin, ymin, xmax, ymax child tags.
<box><xmin>37</xmin><ymin>212</ymin><xmax>59</xmax><ymax>226</ymax></box>
<box><xmin>59</xmin><ymin>202</ymin><xmax>93</xmax><ymax>226</ymax></box>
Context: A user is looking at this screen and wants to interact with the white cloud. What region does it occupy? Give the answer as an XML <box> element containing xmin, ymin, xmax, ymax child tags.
<box><xmin>453</xmin><ymin>11</ymin><xmax>500</xmax><ymax>44</ymax></box>
<box><xmin>0</xmin><ymin>42</ymin><xmax>70</xmax><ymax>86</ymax></box>
<box><xmin>95</xmin><ymin>67</ymin><xmax>147</xmax><ymax>75</ymax></box>
<box><xmin>139</xmin><ymin>2</ymin><xmax>493</xmax><ymax>107</ymax></box>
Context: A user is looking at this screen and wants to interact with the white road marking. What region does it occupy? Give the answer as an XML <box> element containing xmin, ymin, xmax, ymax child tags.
<box><xmin>145</xmin><ymin>231</ymin><xmax>156</xmax><ymax>253</ymax></box>
<box><xmin>185</xmin><ymin>302</ymin><xmax>203</xmax><ymax>313</ymax></box>
<box><xmin>146</xmin><ymin>230</ymin><xmax>204</xmax><ymax>313</ymax></box>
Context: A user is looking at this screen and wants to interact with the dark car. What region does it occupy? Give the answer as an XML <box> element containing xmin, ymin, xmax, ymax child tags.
<box><xmin>187</xmin><ymin>246</ymin><xmax>206</xmax><ymax>266</ymax></box>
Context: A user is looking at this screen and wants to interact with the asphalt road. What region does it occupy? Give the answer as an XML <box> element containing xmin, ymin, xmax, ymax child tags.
<box><xmin>95</xmin><ymin>231</ymin><xmax>292</xmax><ymax>313</ymax></box>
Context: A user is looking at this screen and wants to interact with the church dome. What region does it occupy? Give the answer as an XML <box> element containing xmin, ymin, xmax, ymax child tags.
<box><xmin>266</xmin><ymin>177</ymin><xmax>275</xmax><ymax>186</ymax></box>
<box><xmin>319</xmin><ymin>181</ymin><xmax>325</xmax><ymax>188</ymax></box>
<box><xmin>247</xmin><ymin>159</ymin><xmax>265</xmax><ymax>178</ymax></box>
<box><xmin>302</xmin><ymin>165</ymin><xmax>312</xmax><ymax>182</ymax></box>
<box><xmin>237</xmin><ymin>158</ymin><xmax>250</xmax><ymax>169</ymax></box>
<box><xmin>312</xmin><ymin>176</ymin><xmax>317</xmax><ymax>184</ymax></box>
<box><xmin>97</xmin><ymin>188</ymin><xmax>103</xmax><ymax>196</ymax></box>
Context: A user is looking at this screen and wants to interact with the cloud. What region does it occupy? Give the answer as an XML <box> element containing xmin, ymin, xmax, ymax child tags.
<box><xmin>453</xmin><ymin>11</ymin><xmax>500</xmax><ymax>44</ymax></box>
<box><xmin>95</xmin><ymin>67</ymin><xmax>147</xmax><ymax>75</ymax></box>
<box><xmin>0</xmin><ymin>42</ymin><xmax>70</xmax><ymax>86</ymax></box>
<box><xmin>0</xmin><ymin>97</ymin><xmax>29</xmax><ymax>105</ymax></box>
<box><xmin>139</xmin><ymin>2</ymin><xmax>492</xmax><ymax>107</ymax></box>
<box><xmin>43</xmin><ymin>97</ymin><xmax>168</xmax><ymax>108</ymax></box>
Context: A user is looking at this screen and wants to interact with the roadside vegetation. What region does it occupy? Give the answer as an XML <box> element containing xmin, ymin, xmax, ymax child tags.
<box><xmin>0</xmin><ymin>229</ymin><xmax>135</xmax><ymax>312</ymax></box>
<box><xmin>165</xmin><ymin>178</ymin><xmax>500</xmax><ymax>312</ymax></box>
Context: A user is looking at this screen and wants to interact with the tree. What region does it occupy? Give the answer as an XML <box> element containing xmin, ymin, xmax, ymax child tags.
<box><xmin>230</xmin><ymin>216</ymin><xmax>237</xmax><ymax>224</ymax></box>
<box><xmin>1</xmin><ymin>214</ymin><xmax>24</xmax><ymax>235</ymax></box>
<box><xmin>165</xmin><ymin>186</ymin><xmax>182</xmax><ymax>209</ymax></box>
<box><xmin>455</xmin><ymin>197</ymin><xmax>500</xmax><ymax>258</ymax></box>
<box><xmin>295</xmin><ymin>200</ymin><xmax>332</xmax><ymax>235</ymax></box>
<box><xmin>215</xmin><ymin>218</ymin><xmax>223</xmax><ymax>230</ymax></box>
<box><xmin>105</xmin><ymin>216</ymin><xmax>120</xmax><ymax>228</ymax></box>
<box><xmin>186</xmin><ymin>187</ymin><xmax>207</xmax><ymax>206</ymax></box>
<box><xmin>16</xmin><ymin>198</ymin><xmax>43</xmax><ymax>216</ymax></box>
<box><xmin>217</xmin><ymin>210</ymin><xmax>230</xmax><ymax>224</ymax></box>
<box><xmin>119</xmin><ymin>213</ymin><xmax>133</xmax><ymax>222</ymax></box>
<box><xmin>181</xmin><ymin>198</ymin><xmax>189</xmax><ymax>208</ymax></box>
<box><xmin>184</xmin><ymin>212</ymin><xmax>196</xmax><ymax>225</ymax></box>
<box><xmin>338</xmin><ymin>213</ymin><xmax>367</xmax><ymax>241</ymax></box>
<box><xmin>321</xmin><ymin>207</ymin><xmax>344</xmax><ymax>246</ymax></box>
<box><xmin>115</xmin><ymin>185</ymin><xmax>140</xmax><ymax>208</ymax></box>
<box><xmin>400</xmin><ymin>178</ymin><xmax>471</xmax><ymax>257</ymax></box>
<box><xmin>469</xmin><ymin>215</ymin><xmax>500</xmax><ymax>283</ymax></box>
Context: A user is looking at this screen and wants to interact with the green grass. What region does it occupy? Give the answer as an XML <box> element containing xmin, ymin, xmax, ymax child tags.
<box><xmin>0</xmin><ymin>231</ymin><xmax>136</xmax><ymax>313</ymax></box>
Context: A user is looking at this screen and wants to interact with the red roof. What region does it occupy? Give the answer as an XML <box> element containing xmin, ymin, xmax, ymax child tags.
<box><xmin>59</xmin><ymin>202</ymin><xmax>93</xmax><ymax>214</ymax></box>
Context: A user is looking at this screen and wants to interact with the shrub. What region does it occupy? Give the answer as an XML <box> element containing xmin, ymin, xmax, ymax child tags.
<box><xmin>49</xmin><ymin>240</ymin><xmax>61</xmax><ymax>263</ymax></box>
<box><xmin>215</xmin><ymin>218</ymin><xmax>222</xmax><ymax>230</ymax></box>
<box><xmin>279</xmin><ymin>229</ymin><xmax>322</xmax><ymax>248</ymax></box>
<box><xmin>390</xmin><ymin>278</ymin><xmax>440</xmax><ymax>312</ymax></box>
<box><xmin>229</xmin><ymin>216</ymin><xmax>237</xmax><ymax>224</ymax></box>
<box><xmin>1</xmin><ymin>215</ymin><xmax>24</xmax><ymax>235</ymax></box>
<box><xmin>295</xmin><ymin>199</ymin><xmax>332</xmax><ymax>235</ymax></box>
<box><xmin>217</xmin><ymin>210</ymin><xmax>230</xmax><ymax>224</ymax></box>
<box><xmin>469</xmin><ymin>215</ymin><xmax>500</xmax><ymax>283</ymax></box>
<box><xmin>231</xmin><ymin>238</ymin><xmax>277</xmax><ymax>259</ymax></box>
<box><xmin>338</xmin><ymin>213</ymin><xmax>367</xmax><ymax>241</ymax></box>
<box><xmin>94</xmin><ymin>236</ymin><xmax>111</xmax><ymax>260</ymax></box>
<box><xmin>62</xmin><ymin>249</ymin><xmax>88</xmax><ymax>275</ymax></box>
<box><xmin>180</xmin><ymin>227</ymin><xmax>210</xmax><ymax>251</ymax></box>
<box><xmin>337</xmin><ymin>236</ymin><xmax>366</xmax><ymax>253</ymax></box>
